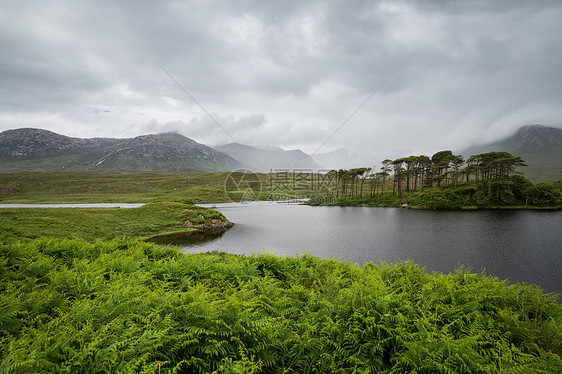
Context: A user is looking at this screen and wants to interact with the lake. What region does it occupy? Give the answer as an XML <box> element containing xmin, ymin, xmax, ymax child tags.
<box><xmin>185</xmin><ymin>202</ymin><xmax>562</xmax><ymax>295</ymax></box>
<box><xmin>0</xmin><ymin>203</ymin><xmax>145</xmax><ymax>208</ymax></box>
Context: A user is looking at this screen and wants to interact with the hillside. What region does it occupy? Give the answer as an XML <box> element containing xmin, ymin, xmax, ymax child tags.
<box><xmin>0</xmin><ymin>128</ymin><xmax>121</xmax><ymax>159</ymax></box>
<box><xmin>0</xmin><ymin>128</ymin><xmax>242</xmax><ymax>173</ymax></box>
<box><xmin>461</xmin><ymin>124</ymin><xmax>562</xmax><ymax>182</ymax></box>
<box><xmin>215</xmin><ymin>143</ymin><xmax>323</xmax><ymax>172</ymax></box>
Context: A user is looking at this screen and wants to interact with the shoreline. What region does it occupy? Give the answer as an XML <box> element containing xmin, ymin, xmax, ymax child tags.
<box><xmin>0</xmin><ymin>203</ymin><xmax>146</xmax><ymax>208</ymax></box>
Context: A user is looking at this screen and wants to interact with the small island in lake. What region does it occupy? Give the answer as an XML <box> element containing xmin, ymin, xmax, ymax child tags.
<box><xmin>308</xmin><ymin>150</ymin><xmax>562</xmax><ymax>209</ymax></box>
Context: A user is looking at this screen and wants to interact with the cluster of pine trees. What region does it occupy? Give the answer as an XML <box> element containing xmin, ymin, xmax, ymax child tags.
<box><xmin>323</xmin><ymin>151</ymin><xmax>561</xmax><ymax>208</ymax></box>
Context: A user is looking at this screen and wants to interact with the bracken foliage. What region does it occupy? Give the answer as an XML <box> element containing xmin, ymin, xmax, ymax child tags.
<box><xmin>1</xmin><ymin>238</ymin><xmax>561</xmax><ymax>373</ymax></box>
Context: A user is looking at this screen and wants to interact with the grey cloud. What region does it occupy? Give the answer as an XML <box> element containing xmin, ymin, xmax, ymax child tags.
<box><xmin>0</xmin><ymin>0</ymin><xmax>561</xmax><ymax>165</ymax></box>
<box><xmin>134</xmin><ymin>113</ymin><xmax>269</xmax><ymax>146</ymax></box>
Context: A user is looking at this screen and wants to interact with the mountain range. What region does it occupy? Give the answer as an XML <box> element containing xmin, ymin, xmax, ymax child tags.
<box><xmin>0</xmin><ymin>125</ymin><xmax>560</xmax><ymax>180</ymax></box>
<box><xmin>214</xmin><ymin>143</ymin><xmax>323</xmax><ymax>173</ymax></box>
<box><xmin>0</xmin><ymin>128</ymin><xmax>241</xmax><ymax>173</ymax></box>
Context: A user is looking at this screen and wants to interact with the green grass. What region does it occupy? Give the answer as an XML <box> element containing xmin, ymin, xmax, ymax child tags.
<box><xmin>0</xmin><ymin>172</ymin><xmax>330</xmax><ymax>204</ymax></box>
<box><xmin>0</xmin><ymin>172</ymin><xmax>233</xmax><ymax>203</ymax></box>
<box><xmin>0</xmin><ymin>171</ymin><xmax>329</xmax><ymax>245</ymax></box>
<box><xmin>0</xmin><ymin>202</ymin><xmax>229</xmax><ymax>242</ymax></box>
<box><xmin>0</xmin><ymin>237</ymin><xmax>560</xmax><ymax>373</ymax></box>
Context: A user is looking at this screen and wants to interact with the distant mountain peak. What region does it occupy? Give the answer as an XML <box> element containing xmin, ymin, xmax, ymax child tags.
<box><xmin>513</xmin><ymin>124</ymin><xmax>562</xmax><ymax>153</ymax></box>
<box><xmin>260</xmin><ymin>145</ymin><xmax>285</xmax><ymax>152</ymax></box>
<box><xmin>520</xmin><ymin>123</ymin><xmax>549</xmax><ymax>130</ymax></box>
<box><xmin>461</xmin><ymin>124</ymin><xmax>562</xmax><ymax>182</ymax></box>
<box><xmin>0</xmin><ymin>128</ymin><xmax>121</xmax><ymax>159</ymax></box>
<box><xmin>214</xmin><ymin>143</ymin><xmax>323</xmax><ymax>172</ymax></box>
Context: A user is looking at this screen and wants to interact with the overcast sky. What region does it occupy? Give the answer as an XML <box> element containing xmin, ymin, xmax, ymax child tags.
<box><xmin>1</xmin><ymin>0</ymin><xmax>561</xmax><ymax>166</ymax></box>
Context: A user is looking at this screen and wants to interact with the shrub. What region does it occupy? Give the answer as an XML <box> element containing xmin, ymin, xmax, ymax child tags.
<box><xmin>1</xmin><ymin>238</ymin><xmax>561</xmax><ymax>373</ymax></box>
<box><xmin>409</xmin><ymin>188</ymin><xmax>452</xmax><ymax>208</ymax></box>
<box><xmin>526</xmin><ymin>182</ymin><xmax>562</xmax><ymax>207</ymax></box>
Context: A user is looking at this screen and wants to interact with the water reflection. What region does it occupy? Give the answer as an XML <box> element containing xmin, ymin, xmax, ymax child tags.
<box><xmin>189</xmin><ymin>202</ymin><xmax>562</xmax><ymax>295</ymax></box>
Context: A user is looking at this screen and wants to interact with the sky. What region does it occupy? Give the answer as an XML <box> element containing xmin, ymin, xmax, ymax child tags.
<box><xmin>1</xmin><ymin>0</ymin><xmax>561</xmax><ymax>167</ymax></box>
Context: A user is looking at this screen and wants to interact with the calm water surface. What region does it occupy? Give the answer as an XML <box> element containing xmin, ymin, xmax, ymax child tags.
<box><xmin>0</xmin><ymin>203</ymin><xmax>145</xmax><ymax>208</ymax></box>
<box><xmin>187</xmin><ymin>202</ymin><xmax>562</xmax><ymax>295</ymax></box>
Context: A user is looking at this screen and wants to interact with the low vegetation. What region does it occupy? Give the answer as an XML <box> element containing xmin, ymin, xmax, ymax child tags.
<box><xmin>0</xmin><ymin>173</ymin><xmax>233</xmax><ymax>204</ymax></box>
<box><xmin>0</xmin><ymin>172</ymin><xmax>327</xmax><ymax>204</ymax></box>
<box><xmin>1</xmin><ymin>237</ymin><xmax>561</xmax><ymax>373</ymax></box>
<box><xmin>0</xmin><ymin>202</ymin><xmax>229</xmax><ymax>242</ymax></box>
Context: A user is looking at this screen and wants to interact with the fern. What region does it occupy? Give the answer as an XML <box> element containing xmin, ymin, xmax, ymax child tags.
<box><xmin>1</xmin><ymin>238</ymin><xmax>561</xmax><ymax>373</ymax></box>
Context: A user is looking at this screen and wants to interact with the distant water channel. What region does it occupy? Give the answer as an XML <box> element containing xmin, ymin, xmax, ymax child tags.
<box><xmin>188</xmin><ymin>202</ymin><xmax>562</xmax><ymax>295</ymax></box>
<box><xmin>0</xmin><ymin>203</ymin><xmax>145</xmax><ymax>208</ymax></box>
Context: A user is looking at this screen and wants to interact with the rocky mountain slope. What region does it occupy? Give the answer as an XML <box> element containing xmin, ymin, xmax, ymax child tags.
<box><xmin>0</xmin><ymin>128</ymin><xmax>242</xmax><ymax>173</ymax></box>
<box><xmin>461</xmin><ymin>124</ymin><xmax>562</xmax><ymax>182</ymax></box>
<box><xmin>0</xmin><ymin>128</ymin><xmax>121</xmax><ymax>159</ymax></box>
<box><xmin>215</xmin><ymin>143</ymin><xmax>324</xmax><ymax>172</ymax></box>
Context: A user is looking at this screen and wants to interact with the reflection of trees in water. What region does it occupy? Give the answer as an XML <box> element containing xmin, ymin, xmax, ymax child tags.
<box><xmin>145</xmin><ymin>227</ymin><xmax>230</xmax><ymax>246</ymax></box>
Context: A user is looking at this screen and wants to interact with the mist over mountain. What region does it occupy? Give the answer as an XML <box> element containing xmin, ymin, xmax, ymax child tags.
<box><xmin>1</xmin><ymin>125</ymin><xmax>560</xmax><ymax>180</ymax></box>
<box><xmin>0</xmin><ymin>128</ymin><xmax>241</xmax><ymax>173</ymax></box>
<box><xmin>214</xmin><ymin>143</ymin><xmax>323</xmax><ymax>173</ymax></box>
<box><xmin>460</xmin><ymin>124</ymin><xmax>562</xmax><ymax>182</ymax></box>
<box><xmin>311</xmin><ymin>148</ymin><xmax>359</xmax><ymax>171</ymax></box>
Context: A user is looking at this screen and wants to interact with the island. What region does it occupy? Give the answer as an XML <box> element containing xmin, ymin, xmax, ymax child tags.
<box><xmin>308</xmin><ymin>151</ymin><xmax>562</xmax><ymax>209</ymax></box>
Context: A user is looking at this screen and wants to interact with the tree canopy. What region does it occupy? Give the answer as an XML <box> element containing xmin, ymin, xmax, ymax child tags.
<box><xmin>320</xmin><ymin>150</ymin><xmax>560</xmax><ymax>208</ymax></box>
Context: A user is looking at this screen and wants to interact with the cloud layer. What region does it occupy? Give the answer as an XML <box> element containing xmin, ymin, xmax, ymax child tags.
<box><xmin>1</xmin><ymin>0</ymin><xmax>561</xmax><ymax>165</ymax></box>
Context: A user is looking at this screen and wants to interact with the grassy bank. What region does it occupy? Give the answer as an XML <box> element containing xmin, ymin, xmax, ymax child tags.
<box><xmin>0</xmin><ymin>172</ymin><xmax>329</xmax><ymax>204</ymax></box>
<box><xmin>0</xmin><ymin>172</ymin><xmax>234</xmax><ymax>204</ymax></box>
<box><xmin>309</xmin><ymin>194</ymin><xmax>403</xmax><ymax>207</ymax></box>
<box><xmin>311</xmin><ymin>195</ymin><xmax>562</xmax><ymax>210</ymax></box>
<box><xmin>0</xmin><ymin>202</ymin><xmax>229</xmax><ymax>242</ymax></box>
<box><xmin>1</xmin><ymin>237</ymin><xmax>561</xmax><ymax>373</ymax></box>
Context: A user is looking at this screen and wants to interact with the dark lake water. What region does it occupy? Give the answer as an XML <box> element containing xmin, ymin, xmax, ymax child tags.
<box><xmin>185</xmin><ymin>202</ymin><xmax>562</xmax><ymax>295</ymax></box>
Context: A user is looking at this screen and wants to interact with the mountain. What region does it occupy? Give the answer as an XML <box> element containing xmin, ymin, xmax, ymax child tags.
<box><xmin>0</xmin><ymin>128</ymin><xmax>121</xmax><ymax>159</ymax></box>
<box><xmin>461</xmin><ymin>124</ymin><xmax>562</xmax><ymax>182</ymax></box>
<box><xmin>214</xmin><ymin>143</ymin><xmax>324</xmax><ymax>173</ymax></box>
<box><xmin>311</xmin><ymin>148</ymin><xmax>355</xmax><ymax>170</ymax></box>
<box><xmin>0</xmin><ymin>128</ymin><xmax>242</xmax><ymax>173</ymax></box>
<box><xmin>79</xmin><ymin>133</ymin><xmax>242</xmax><ymax>172</ymax></box>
